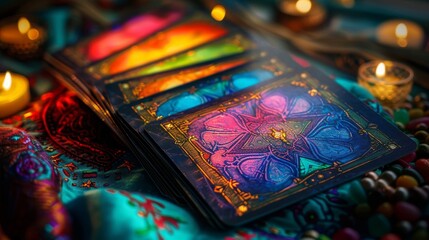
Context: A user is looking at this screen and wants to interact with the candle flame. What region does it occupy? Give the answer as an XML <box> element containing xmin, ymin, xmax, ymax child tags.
<box><xmin>395</xmin><ymin>23</ymin><xmax>408</xmax><ymax>39</ymax></box>
<box><xmin>211</xmin><ymin>5</ymin><xmax>226</xmax><ymax>21</ymax></box>
<box><xmin>2</xmin><ymin>71</ymin><xmax>12</xmax><ymax>91</ymax></box>
<box><xmin>296</xmin><ymin>0</ymin><xmax>312</xmax><ymax>14</ymax></box>
<box><xmin>376</xmin><ymin>62</ymin><xmax>386</xmax><ymax>78</ymax></box>
<box><xmin>18</xmin><ymin>17</ymin><xmax>31</xmax><ymax>34</ymax></box>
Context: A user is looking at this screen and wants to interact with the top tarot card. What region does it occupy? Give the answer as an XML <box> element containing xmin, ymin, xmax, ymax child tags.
<box><xmin>84</xmin><ymin>15</ymin><xmax>230</xmax><ymax>79</ymax></box>
<box><xmin>145</xmin><ymin>67</ymin><xmax>416</xmax><ymax>226</ymax></box>
<box><xmin>59</xmin><ymin>3</ymin><xmax>186</xmax><ymax>67</ymax></box>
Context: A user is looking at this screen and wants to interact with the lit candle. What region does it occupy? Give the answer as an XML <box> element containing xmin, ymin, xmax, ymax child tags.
<box><xmin>376</xmin><ymin>62</ymin><xmax>386</xmax><ymax>77</ymax></box>
<box><xmin>0</xmin><ymin>17</ymin><xmax>46</xmax><ymax>58</ymax></box>
<box><xmin>358</xmin><ymin>60</ymin><xmax>413</xmax><ymax>108</ymax></box>
<box><xmin>0</xmin><ymin>71</ymin><xmax>30</xmax><ymax>118</ymax></box>
<box><xmin>376</xmin><ymin>20</ymin><xmax>424</xmax><ymax>49</ymax></box>
<box><xmin>277</xmin><ymin>0</ymin><xmax>326</xmax><ymax>32</ymax></box>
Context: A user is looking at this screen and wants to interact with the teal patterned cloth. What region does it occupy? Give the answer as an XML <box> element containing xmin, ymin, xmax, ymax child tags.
<box><xmin>66</xmin><ymin>189</ymin><xmax>200</xmax><ymax>239</ymax></box>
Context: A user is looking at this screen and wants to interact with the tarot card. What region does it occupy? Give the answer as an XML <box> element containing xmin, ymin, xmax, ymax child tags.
<box><xmin>143</xmin><ymin>66</ymin><xmax>416</xmax><ymax>226</ymax></box>
<box><xmin>83</xmin><ymin>14</ymin><xmax>233</xmax><ymax>80</ymax></box>
<box><xmin>48</xmin><ymin>7</ymin><xmax>234</xmax><ymax>138</ymax></box>
<box><xmin>106</xmin><ymin>54</ymin><xmax>255</xmax><ymax>108</ymax></box>
<box><xmin>51</xmin><ymin>2</ymin><xmax>187</xmax><ymax>69</ymax></box>
<box><xmin>117</xmin><ymin>52</ymin><xmax>295</xmax><ymax>130</ymax></box>
<box><xmin>112</xmin><ymin>112</ymin><xmax>186</xmax><ymax>199</ymax></box>
<box><xmin>104</xmin><ymin>33</ymin><xmax>256</xmax><ymax>84</ymax></box>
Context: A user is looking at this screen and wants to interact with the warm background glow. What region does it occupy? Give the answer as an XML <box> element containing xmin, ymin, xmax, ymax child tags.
<box><xmin>27</xmin><ymin>28</ymin><xmax>40</xmax><ymax>40</ymax></box>
<box><xmin>395</xmin><ymin>23</ymin><xmax>408</xmax><ymax>39</ymax></box>
<box><xmin>18</xmin><ymin>17</ymin><xmax>31</xmax><ymax>34</ymax></box>
<box><xmin>211</xmin><ymin>5</ymin><xmax>226</xmax><ymax>21</ymax></box>
<box><xmin>337</xmin><ymin>0</ymin><xmax>355</xmax><ymax>8</ymax></box>
<box><xmin>296</xmin><ymin>0</ymin><xmax>312</xmax><ymax>14</ymax></box>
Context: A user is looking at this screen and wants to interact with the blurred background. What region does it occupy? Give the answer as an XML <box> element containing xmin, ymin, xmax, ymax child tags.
<box><xmin>0</xmin><ymin>0</ymin><xmax>428</xmax><ymax>80</ymax></box>
<box><xmin>0</xmin><ymin>0</ymin><xmax>428</xmax><ymax>97</ymax></box>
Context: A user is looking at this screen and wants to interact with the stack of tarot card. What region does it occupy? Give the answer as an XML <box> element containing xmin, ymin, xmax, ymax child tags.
<box><xmin>45</xmin><ymin>0</ymin><xmax>416</xmax><ymax>227</ymax></box>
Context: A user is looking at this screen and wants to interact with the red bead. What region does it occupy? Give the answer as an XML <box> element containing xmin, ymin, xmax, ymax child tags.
<box><xmin>400</xmin><ymin>152</ymin><xmax>416</xmax><ymax>163</ymax></box>
<box><xmin>332</xmin><ymin>228</ymin><xmax>360</xmax><ymax>240</ymax></box>
<box><xmin>407</xmin><ymin>117</ymin><xmax>429</xmax><ymax>130</ymax></box>
<box><xmin>415</xmin><ymin>158</ymin><xmax>429</xmax><ymax>182</ymax></box>
<box><xmin>394</xmin><ymin>202</ymin><xmax>421</xmax><ymax>222</ymax></box>
<box><xmin>380</xmin><ymin>233</ymin><xmax>401</xmax><ymax>240</ymax></box>
<box><xmin>395</xmin><ymin>159</ymin><xmax>410</xmax><ymax>168</ymax></box>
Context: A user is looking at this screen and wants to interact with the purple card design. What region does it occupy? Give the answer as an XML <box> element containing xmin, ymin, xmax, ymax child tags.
<box><xmin>145</xmin><ymin>69</ymin><xmax>416</xmax><ymax>226</ymax></box>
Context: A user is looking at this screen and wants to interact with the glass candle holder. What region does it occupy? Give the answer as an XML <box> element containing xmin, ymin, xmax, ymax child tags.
<box><xmin>358</xmin><ymin>60</ymin><xmax>413</xmax><ymax>108</ymax></box>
